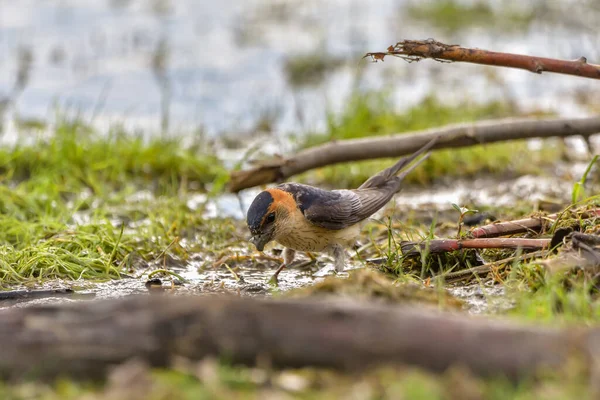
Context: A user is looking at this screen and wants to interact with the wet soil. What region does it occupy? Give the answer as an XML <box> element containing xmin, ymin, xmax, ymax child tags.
<box><xmin>1</xmin><ymin>161</ymin><xmax>595</xmax><ymax>314</ymax></box>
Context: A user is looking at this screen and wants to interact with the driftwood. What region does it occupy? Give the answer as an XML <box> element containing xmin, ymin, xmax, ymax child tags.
<box><xmin>0</xmin><ymin>294</ymin><xmax>599</xmax><ymax>383</ymax></box>
<box><xmin>228</xmin><ymin>116</ymin><xmax>600</xmax><ymax>192</ymax></box>
<box><xmin>365</xmin><ymin>39</ymin><xmax>600</xmax><ymax>80</ymax></box>
<box><xmin>400</xmin><ymin>238</ymin><xmax>551</xmax><ymax>257</ymax></box>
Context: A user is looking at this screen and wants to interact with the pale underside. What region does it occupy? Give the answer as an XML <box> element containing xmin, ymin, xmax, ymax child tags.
<box><xmin>273</xmin><ymin>205</ymin><xmax>362</xmax><ymax>253</ymax></box>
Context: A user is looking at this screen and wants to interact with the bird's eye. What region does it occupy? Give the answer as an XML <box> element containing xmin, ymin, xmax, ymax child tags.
<box><xmin>266</xmin><ymin>213</ymin><xmax>276</xmax><ymax>224</ymax></box>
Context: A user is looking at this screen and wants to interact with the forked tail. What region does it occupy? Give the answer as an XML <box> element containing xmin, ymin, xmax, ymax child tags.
<box><xmin>358</xmin><ymin>136</ymin><xmax>440</xmax><ymax>190</ymax></box>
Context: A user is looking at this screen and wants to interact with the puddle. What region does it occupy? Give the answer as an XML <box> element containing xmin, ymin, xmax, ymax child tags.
<box><xmin>448</xmin><ymin>283</ymin><xmax>513</xmax><ymax>315</ymax></box>
<box><xmin>0</xmin><ymin>254</ymin><xmax>367</xmax><ymax>309</ymax></box>
<box><xmin>1</xmin><ymin>261</ymin><xmax>513</xmax><ymax>316</ymax></box>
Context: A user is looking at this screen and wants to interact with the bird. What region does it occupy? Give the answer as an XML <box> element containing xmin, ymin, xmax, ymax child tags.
<box><xmin>245</xmin><ymin>136</ymin><xmax>439</xmax><ymax>282</ymax></box>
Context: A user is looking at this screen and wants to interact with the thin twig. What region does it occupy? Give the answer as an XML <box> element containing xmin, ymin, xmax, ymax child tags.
<box><xmin>365</xmin><ymin>39</ymin><xmax>600</xmax><ymax>80</ymax></box>
<box><xmin>437</xmin><ymin>250</ymin><xmax>548</xmax><ymax>284</ymax></box>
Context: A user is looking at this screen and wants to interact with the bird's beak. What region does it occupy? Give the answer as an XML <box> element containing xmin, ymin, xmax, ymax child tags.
<box><xmin>250</xmin><ymin>234</ymin><xmax>270</xmax><ymax>252</ymax></box>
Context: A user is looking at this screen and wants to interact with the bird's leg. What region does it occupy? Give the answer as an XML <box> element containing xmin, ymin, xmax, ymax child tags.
<box><xmin>331</xmin><ymin>244</ymin><xmax>346</xmax><ymax>273</ymax></box>
<box><xmin>270</xmin><ymin>247</ymin><xmax>295</xmax><ymax>283</ymax></box>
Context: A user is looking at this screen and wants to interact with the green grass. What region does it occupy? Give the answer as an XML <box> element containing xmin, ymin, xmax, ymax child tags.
<box><xmin>0</xmin><ymin>95</ymin><xmax>597</xmax><ymax>396</ymax></box>
<box><xmin>406</xmin><ymin>0</ymin><xmax>535</xmax><ymax>35</ymax></box>
<box><xmin>293</xmin><ymin>92</ymin><xmax>558</xmax><ymax>188</ymax></box>
<box><xmin>339</xmin><ymin>192</ymin><xmax>600</xmax><ymax>326</ymax></box>
<box><xmin>0</xmin><ymin>189</ymin><xmax>241</xmax><ymax>285</ymax></box>
<box><xmin>507</xmin><ymin>271</ymin><xmax>600</xmax><ymax>323</ymax></box>
<box><xmin>301</xmin><ymin>92</ymin><xmax>517</xmax><ymax>146</ymax></box>
<box><xmin>0</xmin><ymin>119</ymin><xmax>238</xmax><ymax>285</ymax></box>
<box><xmin>1</xmin><ymin>120</ymin><xmax>226</xmax><ymax>196</ymax></box>
<box><xmin>284</xmin><ymin>52</ymin><xmax>345</xmax><ymax>87</ymax></box>
<box><xmin>0</xmin><ymin>361</ymin><xmax>594</xmax><ymax>400</ymax></box>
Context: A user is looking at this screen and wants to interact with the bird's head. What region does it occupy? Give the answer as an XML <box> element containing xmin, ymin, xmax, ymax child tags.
<box><xmin>246</xmin><ymin>189</ymin><xmax>292</xmax><ymax>251</ymax></box>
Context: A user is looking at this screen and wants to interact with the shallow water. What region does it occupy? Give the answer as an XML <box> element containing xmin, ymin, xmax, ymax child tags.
<box><xmin>0</xmin><ymin>0</ymin><xmax>597</xmax><ymax>140</ymax></box>
<box><xmin>448</xmin><ymin>283</ymin><xmax>512</xmax><ymax>314</ymax></box>
<box><xmin>1</xmin><ymin>263</ymin><xmax>510</xmax><ymax>315</ymax></box>
<box><xmin>0</xmin><ymin>258</ymin><xmax>363</xmax><ymax>309</ymax></box>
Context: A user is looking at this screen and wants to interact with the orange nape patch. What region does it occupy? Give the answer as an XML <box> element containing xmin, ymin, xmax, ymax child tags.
<box><xmin>266</xmin><ymin>188</ymin><xmax>297</xmax><ymax>214</ymax></box>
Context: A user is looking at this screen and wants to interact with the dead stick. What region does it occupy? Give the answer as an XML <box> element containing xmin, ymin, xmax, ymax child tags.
<box><xmin>0</xmin><ymin>294</ymin><xmax>598</xmax><ymax>383</ymax></box>
<box><xmin>470</xmin><ymin>208</ymin><xmax>600</xmax><ymax>238</ymax></box>
<box><xmin>401</xmin><ymin>238</ymin><xmax>551</xmax><ymax>257</ymax></box>
<box><xmin>365</xmin><ymin>39</ymin><xmax>600</xmax><ymax>80</ymax></box>
<box><xmin>228</xmin><ymin>116</ymin><xmax>600</xmax><ymax>192</ymax></box>
<box><xmin>437</xmin><ymin>250</ymin><xmax>548</xmax><ymax>284</ymax></box>
<box><xmin>470</xmin><ymin>216</ymin><xmax>551</xmax><ymax>238</ymax></box>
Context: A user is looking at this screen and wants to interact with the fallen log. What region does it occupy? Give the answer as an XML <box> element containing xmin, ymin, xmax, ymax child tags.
<box><xmin>0</xmin><ymin>294</ymin><xmax>598</xmax><ymax>383</ymax></box>
<box><xmin>365</xmin><ymin>39</ymin><xmax>600</xmax><ymax>80</ymax></box>
<box><xmin>228</xmin><ymin>116</ymin><xmax>600</xmax><ymax>192</ymax></box>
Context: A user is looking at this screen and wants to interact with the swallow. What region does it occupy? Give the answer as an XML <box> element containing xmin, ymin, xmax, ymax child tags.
<box><xmin>246</xmin><ymin>136</ymin><xmax>439</xmax><ymax>281</ymax></box>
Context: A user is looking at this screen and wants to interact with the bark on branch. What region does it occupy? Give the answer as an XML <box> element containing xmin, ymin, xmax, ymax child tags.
<box><xmin>400</xmin><ymin>238</ymin><xmax>551</xmax><ymax>257</ymax></box>
<box><xmin>365</xmin><ymin>39</ymin><xmax>600</xmax><ymax>80</ymax></box>
<box><xmin>228</xmin><ymin>116</ymin><xmax>600</xmax><ymax>192</ymax></box>
<box><xmin>0</xmin><ymin>295</ymin><xmax>599</xmax><ymax>383</ymax></box>
<box><xmin>470</xmin><ymin>209</ymin><xmax>600</xmax><ymax>239</ymax></box>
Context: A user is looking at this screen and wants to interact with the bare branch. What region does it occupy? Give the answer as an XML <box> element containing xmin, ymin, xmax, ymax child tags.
<box><xmin>365</xmin><ymin>39</ymin><xmax>600</xmax><ymax>80</ymax></box>
<box><xmin>228</xmin><ymin>116</ymin><xmax>600</xmax><ymax>192</ymax></box>
<box><xmin>470</xmin><ymin>209</ymin><xmax>600</xmax><ymax>238</ymax></box>
<box><xmin>400</xmin><ymin>238</ymin><xmax>551</xmax><ymax>257</ymax></box>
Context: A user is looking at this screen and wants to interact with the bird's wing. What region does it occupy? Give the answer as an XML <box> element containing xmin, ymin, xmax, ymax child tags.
<box><xmin>275</xmin><ymin>136</ymin><xmax>439</xmax><ymax>230</ymax></box>
<box><xmin>277</xmin><ymin>183</ymin><xmax>388</xmax><ymax>230</ymax></box>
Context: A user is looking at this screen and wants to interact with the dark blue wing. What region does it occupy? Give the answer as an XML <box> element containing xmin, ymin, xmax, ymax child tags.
<box><xmin>276</xmin><ymin>182</ymin><xmax>393</xmax><ymax>230</ymax></box>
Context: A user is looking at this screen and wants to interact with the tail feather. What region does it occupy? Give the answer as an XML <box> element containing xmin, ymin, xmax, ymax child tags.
<box><xmin>358</xmin><ymin>136</ymin><xmax>439</xmax><ymax>190</ymax></box>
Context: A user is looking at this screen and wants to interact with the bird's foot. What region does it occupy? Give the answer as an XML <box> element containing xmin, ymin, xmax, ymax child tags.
<box><xmin>331</xmin><ymin>244</ymin><xmax>346</xmax><ymax>274</ymax></box>
<box><xmin>268</xmin><ymin>263</ymin><xmax>287</xmax><ymax>285</ymax></box>
<box><xmin>332</xmin><ymin>267</ymin><xmax>348</xmax><ymax>276</ymax></box>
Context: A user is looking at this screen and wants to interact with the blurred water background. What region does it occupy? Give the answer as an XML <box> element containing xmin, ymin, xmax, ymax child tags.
<box><xmin>0</xmin><ymin>0</ymin><xmax>598</xmax><ymax>143</ymax></box>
